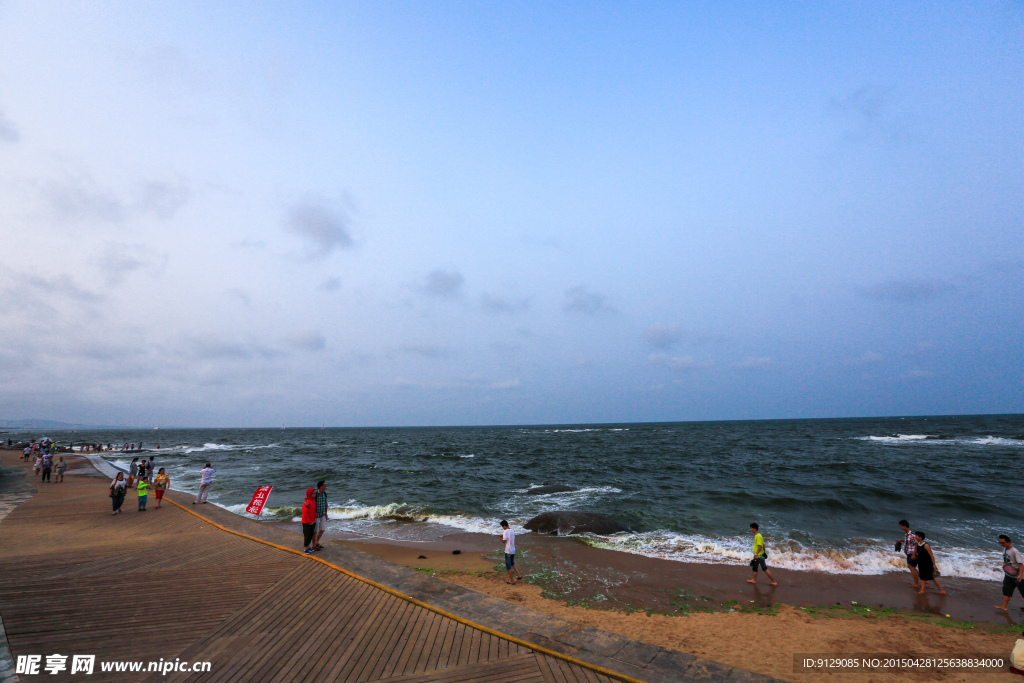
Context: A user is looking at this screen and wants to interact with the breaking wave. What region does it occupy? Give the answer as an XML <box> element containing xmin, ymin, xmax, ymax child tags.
<box><xmin>857</xmin><ymin>434</ymin><xmax>1023</xmax><ymax>446</ymax></box>
<box><xmin>577</xmin><ymin>531</ymin><xmax>1005</xmax><ymax>581</ymax></box>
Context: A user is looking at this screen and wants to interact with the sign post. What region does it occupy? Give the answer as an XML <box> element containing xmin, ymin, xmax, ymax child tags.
<box><xmin>245</xmin><ymin>485</ymin><xmax>274</xmax><ymax>517</ymax></box>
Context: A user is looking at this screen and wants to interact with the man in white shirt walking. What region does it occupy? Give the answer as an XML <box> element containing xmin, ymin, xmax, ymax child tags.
<box><xmin>193</xmin><ymin>462</ymin><xmax>216</xmax><ymax>504</ymax></box>
<box><xmin>996</xmin><ymin>534</ymin><xmax>1024</xmax><ymax>612</ymax></box>
<box><xmin>498</xmin><ymin>520</ymin><xmax>523</xmax><ymax>585</ymax></box>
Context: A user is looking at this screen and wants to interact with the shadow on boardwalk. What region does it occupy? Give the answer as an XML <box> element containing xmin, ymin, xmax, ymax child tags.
<box><xmin>0</xmin><ymin>452</ymin><xmax>776</xmax><ymax>683</ymax></box>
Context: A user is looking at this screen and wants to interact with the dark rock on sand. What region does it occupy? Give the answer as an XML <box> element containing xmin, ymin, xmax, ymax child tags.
<box><xmin>524</xmin><ymin>511</ymin><xmax>630</xmax><ymax>536</ymax></box>
<box><xmin>526</xmin><ymin>484</ymin><xmax>576</xmax><ymax>495</ymax></box>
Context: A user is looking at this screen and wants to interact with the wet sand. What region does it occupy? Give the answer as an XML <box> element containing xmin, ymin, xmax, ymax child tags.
<box><xmin>275</xmin><ymin>520</ymin><xmax>1021</xmax><ymax>626</ymax></box>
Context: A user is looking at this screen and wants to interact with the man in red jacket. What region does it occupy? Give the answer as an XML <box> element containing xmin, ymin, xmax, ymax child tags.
<box><xmin>301</xmin><ymin>488</ymin><xmax>317</xmax><ymax>554</ymax></box>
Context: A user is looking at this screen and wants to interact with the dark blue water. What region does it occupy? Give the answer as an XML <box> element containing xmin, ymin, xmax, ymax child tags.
<box><xmin>24</xmin><ymin>414</ymin><xmax>1024</xmax><ymax>579</ymax></box>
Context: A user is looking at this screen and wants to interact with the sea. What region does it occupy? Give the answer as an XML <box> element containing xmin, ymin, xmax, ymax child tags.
<box><xmin>17</xmin><ymin>414</ymin><xmax>1024</xmax><ymax>581</ymax></box>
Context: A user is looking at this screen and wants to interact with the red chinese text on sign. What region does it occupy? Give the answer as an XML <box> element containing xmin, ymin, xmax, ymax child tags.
<box><xmin>245</xmin><ymin>485</ymin><xmax>274</xmax><ymax>516</ymax></box>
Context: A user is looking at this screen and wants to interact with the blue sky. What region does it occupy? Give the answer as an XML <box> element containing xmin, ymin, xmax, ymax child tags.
<box><xmin>1</xmin><ymin>2</ymin><xmax>1021</xmax><ymax>427</ymax></box>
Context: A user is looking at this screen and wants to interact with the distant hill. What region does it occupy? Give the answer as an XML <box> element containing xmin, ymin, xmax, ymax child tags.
<box><xmin>0</xmin><ymin>419</ymin><xmax>124</xmax><ymax>430</ymax></box>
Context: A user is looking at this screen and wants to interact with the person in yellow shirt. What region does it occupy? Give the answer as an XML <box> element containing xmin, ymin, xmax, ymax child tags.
<box><xmin>747</xmin><ymin>523</ymin><xmax>777</xmax><ymax>586</ymax></box>
<box><xmin>136</xmin><ymin>479</ymin><xmax>150</xmax><ymax>512</ymax></box>
<box><xmin>153</xmin><ymin>468</ymin><xmax>170</xmax><ymax>509</ymax></box>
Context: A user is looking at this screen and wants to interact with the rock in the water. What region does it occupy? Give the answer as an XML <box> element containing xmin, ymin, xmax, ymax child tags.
<box><xmin>526</xmin><ymin>484</ymin><xmax>576</xmax><ymax>495</ymax></box>
<box><xmin>523</xmin><ymin>511</ymin><xmax>629</xmax><ymax>536</ymax></box>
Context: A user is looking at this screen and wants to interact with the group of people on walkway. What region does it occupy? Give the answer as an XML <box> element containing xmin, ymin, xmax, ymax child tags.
<box><xmin>28</xmin><ymin>448</ymin><xmax>67</xmax><ymax>484</ymax></box>
<box><xmin>108</xmin><ymin>456</ymin><xmax>169</xmax><ymax>515</ymax></box>
<box><xmin>300</xmin><ymin>480</ymin><xmax>329</xmax><ymax>554</ymax></box>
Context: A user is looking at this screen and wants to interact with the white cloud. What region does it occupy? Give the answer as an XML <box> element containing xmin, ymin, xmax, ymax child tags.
<box><xmin>423</xmin><ymin>269</ymin><xmax>464</xmax><ymax>297</ymax></box>
<box><xmin>319</xmin><ymin>277</ymin><xmax>342</xmax><ymax>292</ymax></box>
<box><xmin>285</xmin><ymin>330</ymin><xmax>326</xmax><ymax>351</ymax></box>
<box><xmin>285</xmin><ymin>201</ymin><xmax>353</xmax><ymax>256</ymax></box>
<box><xmin>644</xmin><ymin>324</ymin><xmax>682</xmax><ymax>349</ymax></box>
<box><xmin>0</xmin><ymin>107</ymin><xmax>20</xmax><ymax>143</ymax></box>
<box><xmin>563</xmin><ymin>286</ymin><xmax>611</xmax><ymax>314</ymax></box>
<box><xmin>480</xmin><ymin>293</ymin><xmax>529</xmax><ymax>313</ymax></box>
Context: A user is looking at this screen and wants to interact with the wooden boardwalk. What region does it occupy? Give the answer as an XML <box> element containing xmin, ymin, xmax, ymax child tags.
<box><xmin>0</xmin><ymin>454</ymin><xmax>624</xmax><ymax>683</ymax></box>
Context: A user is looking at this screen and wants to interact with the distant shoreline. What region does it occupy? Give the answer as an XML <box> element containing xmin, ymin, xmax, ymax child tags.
<box><xmin>2</xmin><ymin>411</ymin><xmax>1023</xmax><ymax>431</ymax></box>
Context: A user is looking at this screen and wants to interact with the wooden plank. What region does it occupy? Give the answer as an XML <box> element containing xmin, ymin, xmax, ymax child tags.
<box><xmin>423</xmin><ymin>613</ymin><xmax>455</xmax><ymax>674</ymax></box>
<box><xmin>406</xmin><ymin>609</ymin><xmax>444</xmax><ymax>675</ymax></box>
<box><xmin>319</xmin><ymin>586</ymin><xmax>405</xmax><ymax>681</ymax></box>
<box><xmin>455</xmin><ymin>621</ymin><xmax>476</xmax><ymax>668</ymax></box>
<box><xmin>380</xmin><ymin>603</ymin><xmax>434</xmax><ymax>679</ymax></box>
<box><xmin>534</xmin><ymin>654</ymin><xmax>560</xmax><ymax>683</ymax></box>
<box><xmin>373</xmin><ymin>653</ymin><xmax>543</xmax><ymax>683</ymax></box>
<box><xmin>358</xmin><ymin>599</ymin><xmax>421</xmax><ymax>683</ymax></box>
<box><xmin>272</xmin><ymin>573</ymin><xmax>373</xmax><ymax>683</ymax></box>
<box><xmin>343</xmin><ymin>594</ymin><xmax>415</xmax><ymax>683</ymax></box>
<box><xmin>364</xmin><ymin>599</ymin><xmax>427</xmax><ymax>682</ymax></box>
<box><xmin>442</xmin><ymin>622</ymin><xmax>467</xmax><ymax>670</ymax></box>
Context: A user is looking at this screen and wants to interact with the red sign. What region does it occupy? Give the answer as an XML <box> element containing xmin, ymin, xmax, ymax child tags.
<box><xmin>245</xmin><ymin>485</ymin><xmax>274</xmax><ymax>516</ymax></box>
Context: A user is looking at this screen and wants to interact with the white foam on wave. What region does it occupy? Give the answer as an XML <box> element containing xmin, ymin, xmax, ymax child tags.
<box><xmin>967</xmin><ymin>436</ymin><xmax>1024</xmax><ymax>446</ymax></box>
<box><xmin>857</xmin><ymin>434</ymin><xmax>1023</xmax><ymax>447</ymax></box>
<box><xmin>320</xmin><ymin>507</ymin><xmax>1006</xmax><ymax>580</ymax></box>
<box><xmin>176</xmin><ymin>442</ymin><xmax>281</xmax><ymax>454</ymax></box>
<box><xmin>520</xmin><ymin>484</ymin><xmax>623</xmax><ymax>495</ymax></box>
<box><xmin>579</xmin><ymin>531</ymin><xmax>1005</xmax><ymax>581</ymax></box>
<box><xmin>858</xmin><ymin>434</ymin><xmax>933</xmax><ymax>442</ymax></box>
<box><xmin>211</xmin><ymin>493</ymin><xmax>1008</xmax><ymax>580</ymax></box>
<box><xmin>504</xmin><ymin>485</ymin><xmax>624</xmax><ymax>512</ymax></box>
<box><xmin>315</xmin><ymin>502</ymin><xmax>524</xmax><ymax>535</ymax></box>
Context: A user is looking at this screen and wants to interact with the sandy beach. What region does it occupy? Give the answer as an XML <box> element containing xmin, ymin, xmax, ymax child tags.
<box><xmin>294</xmin><ymin>525</ymin><xmax>1023</xmax><ymax>682</ymax></box>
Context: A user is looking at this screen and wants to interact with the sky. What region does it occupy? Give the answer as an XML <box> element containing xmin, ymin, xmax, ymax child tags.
<box><xmin>0</xmin><ymin>2</ymin><xmax>1021</xmax><ymax>427</ymax></box>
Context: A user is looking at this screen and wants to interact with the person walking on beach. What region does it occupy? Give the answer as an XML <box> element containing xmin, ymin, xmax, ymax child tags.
<box><xmin>896</xmin><ymin>520</ymin><xmax>921</xmax><ymax>589</ymax></box>
<box><xmin>153</xmin><ymin>468</ymin><xmax>170</xmax><ymax>509</ymax></box>
<box><xmin>193</xmin><ymin>463</ymin><xmax>215</xmax><ymax>504</ymax></box>
<box><xmin>499</xmin><ymin>520</ymin><xmax>523</xmax><ymax>585</ymax></box>
<box><xmin>136</xmin><ymin>477</ymin><xmax>150</xmax><ymax>512</ymax></box>
<box><xmin>128</xmin><ymin>457</ymin><xmax>140</xmax><ymax>488</ymax></box>
<box><xmin>747</xmin><ymin>523</ymin><xmax>778</xmax><ymax>586</ymax></box>
<box><xmin>40</xmin><ymin>453</ymin><xmax>52</xmax><ymax>483</ymax></box>
<box><xmin>109</xmin><ymin>473</ymin><xmax>127</xmax><ymax>515</ymax></box>
<box><xmin>912</xmin><ymin>532</ymin><xmax>944</xmax><ymax>594</ymax></box>
<box><xmin>301</xmin><ymin>488</ymin><xmax>317</xmax><ymax>554</ymax></box>
<box><xmin>55</xmin><ymin>456</ymin><xmax>66</xmax><ymax>483</ymax></box>
<box><xmin>313</xmin><ymin>480</ymin><xmax>328</xmax><ymax>551</ymax></box>
<box><xmin>33</xmin><ymin>454</ymin><xmax>42</xmax><ymax>477</ymax></box>
<box><xmin>995</xmin><ymin>535</ymin><xmax>1024</xmax><ymax>612</ymax></box>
